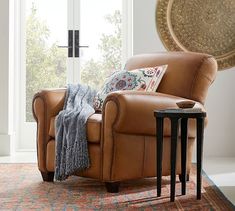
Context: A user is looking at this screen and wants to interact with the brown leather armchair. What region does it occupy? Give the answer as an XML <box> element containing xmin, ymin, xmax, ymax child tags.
<box><xmin>32</xmin><ymin>52</ymin><xmax>217</xmax><ymax>192</ymax></box>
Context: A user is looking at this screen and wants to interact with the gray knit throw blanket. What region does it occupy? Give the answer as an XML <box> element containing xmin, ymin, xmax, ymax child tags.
<box><xmin>55</xmin><ymin>83</ymin><xmax>97</xmax><ymax>181</ymax></box>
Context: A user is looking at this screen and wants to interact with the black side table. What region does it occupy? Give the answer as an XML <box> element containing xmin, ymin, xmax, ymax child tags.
<box><xmin>154</xmin><ymin>108</ymin><xmax>206</xmax><ymax>202</ymax></box>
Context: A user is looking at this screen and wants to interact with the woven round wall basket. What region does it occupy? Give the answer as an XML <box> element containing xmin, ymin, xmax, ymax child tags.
<box><xmin>156</xmin><ymin>0</ymin><xmax>235</xmax><ymax>70</ymax></box>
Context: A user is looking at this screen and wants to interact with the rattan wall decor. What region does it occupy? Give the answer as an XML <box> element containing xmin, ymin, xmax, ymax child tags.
<box><xmin>156</xmin><ymin>0</ymin><xmax>235</xmax><ymax>70</ymax></box>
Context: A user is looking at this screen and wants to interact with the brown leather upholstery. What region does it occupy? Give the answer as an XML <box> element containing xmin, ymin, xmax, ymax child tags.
<box><xmin>105</xmin><ymin>91</ymin><xmax>207</xmax><ymax>138</ymax></box>
<box><xmin>32</xmin><ymin>52</ymin><xmax>217</xmax><ymax>184</ymax></box>
<box><xmin>125</xmin><ymin>52</ymin><xmax>217</xmax><ymax>105</ymax></box>
<box><xmin>33</xmin><ymin>88</ymin><xmax>66</xmax><ymax>172</ymax></box>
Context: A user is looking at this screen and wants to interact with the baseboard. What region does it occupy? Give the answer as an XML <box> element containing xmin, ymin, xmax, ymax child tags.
<box><xmin>0</xmin><ymin>133</ymin><xmax>14</xmax><ymax>156</ymax></box>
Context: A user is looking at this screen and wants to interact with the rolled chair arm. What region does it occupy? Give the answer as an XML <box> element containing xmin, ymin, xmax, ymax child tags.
<box><xmin>103</xmin><ymin>90</ymin><xmax>206</xmax><ymax>137</ymax></box>
<box><xmin>32</xmin><ymin>88</ymin><xmax>66</xmax><ymax>172</ymax></box>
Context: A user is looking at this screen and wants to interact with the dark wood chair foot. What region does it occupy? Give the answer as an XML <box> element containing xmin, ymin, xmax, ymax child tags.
<box><xmin>105</xmin><ymin>182</ymin><xmax>120</xmax><ymax>193</ymax></box>
<box><xmin>179</xmin><ymin>174</ymin><xmax>189</xmax><ymax>182</ymax></box>
<box><xmin>41</xmin><ymin>171</ymin><xmax>54</xmax><ymax>182</ymax></box>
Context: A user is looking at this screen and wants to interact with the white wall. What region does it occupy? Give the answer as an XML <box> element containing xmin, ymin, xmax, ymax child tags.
<box><xmin>133</xmin><ymin>0</ymin><xmax>165</xmax><ymax>54</ymax></box>
<box><xmin>0</xmin><ymin>0</ymin><xmax>14</xmax><ymax>155</ymax></box>
<box><xmin>0</xmin><ymin>0</ymin><xmax>11</xmax><ymax>155</ymax></box>
<box><xmin>204</xmin><ymin>70</ymin><xmax>235</xmax><ymax>157</ymax></box>
<box><xmin>133</xmin><ymin>0</ymin><xmax>235</xmax><ymax>157</ymax></box>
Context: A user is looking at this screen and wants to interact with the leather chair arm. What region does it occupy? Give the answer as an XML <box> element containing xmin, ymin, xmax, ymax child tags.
<box><xmin>32</xmin><ymin>88</ymin><xmax>66</xmax><ymax>172</ymax></box>
<box><xmin>104</xmin><ymin>90</ymin><xmax>206</xmax><ymax>137</ymax></box>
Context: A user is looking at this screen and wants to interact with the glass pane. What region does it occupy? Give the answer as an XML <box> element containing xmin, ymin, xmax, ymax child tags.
<box><xmin>80</xmin><ymin>0</ymin><xmax>122</xmax><ymax>90</ymax></box>
<box><xmin>25</xmin><ymin>0</ymin><xmax>67</xmax><ymax>122</ymax></box>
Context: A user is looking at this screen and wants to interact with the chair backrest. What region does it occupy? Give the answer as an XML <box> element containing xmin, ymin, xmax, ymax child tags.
<box><xmin>125</xmin><ymin>52</ymin><xmax>217</xmax><ymax>105</ymax></box>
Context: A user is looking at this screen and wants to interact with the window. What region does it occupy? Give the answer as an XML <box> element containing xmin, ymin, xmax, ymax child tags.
<box><xmin>16</xmin><ymin>0</ymin><xmax>132</xmax><ymax>150</ymax></box>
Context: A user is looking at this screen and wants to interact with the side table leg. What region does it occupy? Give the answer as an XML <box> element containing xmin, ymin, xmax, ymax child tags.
<box><xmin>156</xmin><ymin>117</ymin><xmax>164</xmax><ymax>197</ymax></box>
<box><xmin>197</xmin><ymin>117</ymin><xmax>205</xmax><ymax>200</ymax></box>
<box><xmin>181</xmin><ymin>118</ymin><xmax>188</xmax><ymax>195</ymax></box>
<box><xmin>170</xmin><ymin>118</ymin><xmax>179</xmax><ymax>202</ymax></box>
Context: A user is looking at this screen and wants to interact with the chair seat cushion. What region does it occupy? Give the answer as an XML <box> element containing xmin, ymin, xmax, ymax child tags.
<box><xmin>49</xmin><ymin>113</ymin><xmax>102</xmax><ymax>143</ymax></box>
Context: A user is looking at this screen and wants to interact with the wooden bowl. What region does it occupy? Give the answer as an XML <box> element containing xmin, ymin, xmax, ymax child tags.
<box><xmin>176</xmin><ymin>100</ymin><xmax>196</xmax><ymax>109</ymax></box>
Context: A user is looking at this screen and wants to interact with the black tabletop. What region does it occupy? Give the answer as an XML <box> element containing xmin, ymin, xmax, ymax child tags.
<box><xmin>154</xmin><ymin>108</ymin><xmax>206</xmax><ymax>118</ymax></box>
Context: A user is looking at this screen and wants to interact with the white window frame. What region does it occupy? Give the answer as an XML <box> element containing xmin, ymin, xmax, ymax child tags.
<box><xmin>122</xmin><ymin>0</ymin><xmax>133</xmax><ymax>66</ymax></box>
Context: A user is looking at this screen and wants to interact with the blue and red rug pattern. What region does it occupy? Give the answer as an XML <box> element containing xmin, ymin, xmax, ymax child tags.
<box><xmin>0</xmin><ymin>164</ymin><xmax>234</xmax><ymax>210</ymax></box>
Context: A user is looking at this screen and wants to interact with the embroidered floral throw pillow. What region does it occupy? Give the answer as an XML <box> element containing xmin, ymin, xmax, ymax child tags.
<box><xmin>93</xmin><ymin>65</ymin><xmax>167</xmax><ymax>111</ymax></box>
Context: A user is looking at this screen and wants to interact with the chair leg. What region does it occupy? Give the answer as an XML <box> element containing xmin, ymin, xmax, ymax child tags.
<box><xmin>179</xmin><ymin>174</ymin><xmax>189</xmax><ymax>182</ymax></box>
<box><xmin>41</xmin><ymin>171</ymin><xmax>54</xmax><ymax>182</ymax></box>
<box><xmin>105</xmin><ymin>182</ymin><xmax>120</xmax><ymax>193</ymax></box>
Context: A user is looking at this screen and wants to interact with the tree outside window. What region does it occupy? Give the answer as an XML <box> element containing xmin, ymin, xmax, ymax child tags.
<box><xmin>26</xmin><ymin>5</ymin><xmax>122</xmax><ymax>122</ymax></box>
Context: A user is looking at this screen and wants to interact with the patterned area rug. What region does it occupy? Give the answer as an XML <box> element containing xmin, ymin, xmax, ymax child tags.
<box><xmin>0</xmin><ymin>164</ymin><xmax>234</xmax><ymax>210</ymax></box>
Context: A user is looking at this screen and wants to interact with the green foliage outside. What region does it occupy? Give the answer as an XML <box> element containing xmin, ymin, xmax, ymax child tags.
<box><xmin>26</xmin><ymin>6</ymin><xmax>66</xmax><ymax>121</ymax></box>
<box><xmin>26</xmin><ymin>6</ymin><xmax>121</xmax><ymax>121</ymax></box>
<box><xmin>81</xmin><ymin>10</ymin><xmax>122</xmax><ymax>90</ymax></box>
